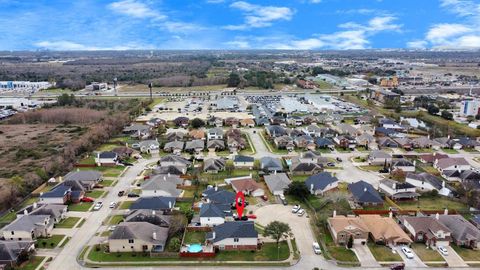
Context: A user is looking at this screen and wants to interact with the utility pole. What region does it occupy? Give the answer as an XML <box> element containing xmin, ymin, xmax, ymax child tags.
<box><xmin>148</xmin><ymin>82</ymin><xmax>153</xmax><ymax>101</ymax></box>
<box><xmin>113</xmin><ymin>77</ymin><xmax>117</xmax><ymax>96</ymax></box>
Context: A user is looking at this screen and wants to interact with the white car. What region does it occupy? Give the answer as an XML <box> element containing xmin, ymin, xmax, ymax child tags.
<box><xmin>109</xmin><ymin>201</ymin><xmax>117</xmax><ymax>209</ymax></box>
<box><xmin>401</xmin><ymin>246</ymin><xmax>414</xmax><ymax>259</ymax></box>
<box><xmin>437</xmin><ymin>246</ymin><xmax>448</xmax><ymax>256</ymax></box>
<box><xmin>108</xmin><ymin>225</ymin><xmax>117</xmax><ymax>231</ymax></box>
<box><xmin>292</xmin><ymin>205</ymin><xmax>300</xmax><ymax>213</ymax></box>
<box><xmin>297</xmin><ymin>209</ymin><xmax>305</xmax><ymax>217</ymax></box>
<box><xmin>93</xmin><ymin>201</ymin><xmax>103</xmax><ymax>211</ymax></box>
<box><xmin>313</xmin><ymin>242</ymin><xmax>321</xmax><ymax>254</ymax></box>
<box><xmin>279</xmin><ymin>194</ymin><xmax>285</xmax><ymax>201</ymax></box>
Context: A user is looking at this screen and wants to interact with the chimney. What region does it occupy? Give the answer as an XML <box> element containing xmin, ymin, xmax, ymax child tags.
<box><xmin>215</xmin><ymin>186</ymin><xmax>218</xmax><ymax>191</ymax></box>
<box><xmin>442</xmin><ymin>181</ymin><xmax>445</xmax><ymax>188</ymax></box>
<box><xmin>168</xmin><ymin>201</ymin><xmax>172</xmax><ymax>209</ymax></box>
<box><xmin>447</xmin><ymin>135</ymin><xmax>450</xmax><ymax>140</ymax></box>
<box><xmin>168</xmin><ymin>173</ymin><xmax>171</xmax><ymax>177</ymax></box>
<box><xmin>152</xmin><ymin>232</ymin><xmax>157</xmax><ymax>240</ymax></box>
<box><xmin>152</xmin><ymin>210</ymin><xmax>156</xmax><ymax>215</ymax></box>
<box><xmin>444</xmin><ymin>208</ymin><xmax>448</xmax><ymax>215</ymax></box>
<box><xmin>363</xmin><ymin>187</ymin><xmax>367</xmax><ymax>192</ymax></box>
<box><xmin>389</xmin><ymin>211</ymin><xmax>393</xmax><ymax>218</ymax></box>
<box><xmin>33</xmin><ymin>202</ymin><xmax>37</xmax><ymax>209</ymax></box>
<box><xmin>413</xmin><ymin>160</ymin><xmax>417</xmax><ymax>167</ymax></box>
<box><xmin>310</xmin><ymin>183</ymin><xmax>314</xmax><ymax>193</ymax></box>
<box><xmin>163</xmin><ymin>176</ymin><xmax>166</xmax><ymax>181</ymax></box>
<box><xmin>435</xmin><ymin>213</ymin><xmax>440</xmax><ymax>220</ymax></box>
<box><xmin>23</xmin><ymin>209</ymin><xmax>28</xmax><ymax>215</ymax></box>
<box><xmin>212</xmin><ymin>231</ymin><xmax>216</xmax><ymax>239</ymax></box>
<box><xmin>274</xmin><ymin>170</ymin><xmax>277</xmax><ymax>175</ymax></box>
<box><xmin>333</xmin><ymin>210</ymin><xmax>337</xmax><ymax>217</ymax></box>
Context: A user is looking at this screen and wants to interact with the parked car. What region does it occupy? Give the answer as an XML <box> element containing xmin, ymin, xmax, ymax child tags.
<box><xmin>108</xmin><ymin>225</ymin><xmax>117</xmax><ymax>231</ymax></box>
<box><xmin>118</xmin><ymin>190</ymin><xmax>125</xmax><ymax>197</ymax></box>
<box><xmin>143</xmin><ymin>175</ymin><xmax>150</xmax><ymax>180</ymax></box>
<box><xmin>326</xmin><ymin>162</ymin><xmax>335</xmax><ymax>167</ymax></box>
<box><xmin>297</xmin><ymin>209</ymin><xmax>305</xmax><ymax>217</ymax></box>
<box><xmin>94</xmin><ymin>184</ymin><xmax>104</xmax><ymax>188</ymax></box>
<box><xmin>292</xmin><ymin>205</ymin><xmax>301</xmax><ymax>213</ymax></box>
<box><xmin>247</xmin><ymin>214</ymin><xmax>257</xmax><ymax>219</ymax></box>
<box><xmin>261</xmin><ymin>195</ymin><xmax>268</xmax><ymax>201</ymax></box>
<box><xmin>390</xmin><ymin>263</ymin><xmax>405</xmax><ymax>270</ymax></box>
<box><xmin>109</xmin><ymin>202</ymin><xmax>117</xmax><ymax>208</ymax></box>
<box><xmin>336</xmin><ymin>157</ymin><xmax>343</xmax><ymax>162</ymax></box>
<box><xmin>401</xmin><ymin>247</ymin><xmax>414</xmax><ymax>259</ymax></box>
<box><xmin>437</xmin><ymin>246</ymin><xmax>448</xmax><ymax>256</ymax></box>
<box><xmin>127</xmin><ymin>193</ymin><xmax>140</xmax><ymax>198</ymax></box>
<box><xmin>93</xmin><ymin>201</ymin><xmax>103</xmax><ymax>211</ymax></box>
<box><xmin>313</xmin><ymin>242</ymin><xmax>321</xmax><ymax>254</ymax></box>
<box><xmin>81</xmin><ymin>197</ymin><xmax>94</xmax><ymax>203</ymax></box>
<box><xmin>281</xmin><ymin>198</ymin><xmax>288</xmax><ymax>205</ymax></box>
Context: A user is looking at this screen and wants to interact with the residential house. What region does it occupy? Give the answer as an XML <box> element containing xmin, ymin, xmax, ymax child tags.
<box><xmin>259</xmin><ymin>157</ymin><xmax>283</xmax><ymax>173</ymax></box>
<box><xmin>411</xmin><ymin>136</ymin><xmax>440</xmax><ymax>150</ymax></box>
<box><xmin>124</xmin><ymin>210</ymin><xmax>171</xmax><ymax>227</ymax></box>
<box><xmin>158</xmin><ymin>155</ymin><xmax>191</xmax><ymax>168</ymax></box>
<box><xmin>294</xmin><ymin>135</ymin><xmax>315</xmax><ymax>150</ymax></box>
<box><xmin>207</xmin><ymin>116</ymin><xmax>223</xmax><ymax>127</ymax></box>
<box><xmin>123</xmin><ymin>124</ymin><xmax>151</xmax><ymax>139</ymax></box>
<box><xmin>289</xmin><ymin>156</ymin><xmax>323</xmax><ymax>175</ymax></box>
<box><xmin>163</xmin><ymin>141</ymin><xmax>184</xmax><ymax>155</ymax></box>
<box><xmin>95</xmin><ymin>151</ymin><xmax>118</xmax><ymax>166</ymax></box>
<box><xmin>264</xmin><ymin>173</ymin><xmax>291</xmax><ymax>196</ymax></box>
<box><xmin>226</xmin><ymin>129</ymin><xmax>246</xmax><ymax>152</ymax></box>
<box><xmin>0</xmin><ymin>241</ymin><xmax>35</xmax><ymax>268</ymax></box>
<box><xmin>457</xmin><ymin>137</ymin><xmax>480</xmax><ymax>150</ymax></box>
<box><xmin>173</xmin><ymin>117</ymin><xmax>189</xmax><ymax>127</ymax></box>
<box><xmin>348</xmin><ymin>181</ymin><xmax>384</xmax><ymax>207</ymax></box>
<box><xmin>379</xmin><ymin>118</ymin><xmax>403</xmax><ymax>130</ymax></box>
<box><xmin>391</xmin><ymin>159</ymin><xmax>416</xmax><ymax>172</ymax></box>
<box><xmin>2</xmin><ymin>215</ymin><xmax>53</xmax><ymax>241</ymax></box>
<box><xmin>203</xmin><ymin>158</ymin><xmax>226</xmax><ymax>173</ymax></box>
<box><xmin>394</xmin><ymin>138</ymin><xmax>413</xmax><ymax>151</ymax></box>
<box><xmin>368</xmin><ymin>150</ymin><xmax>392</xmax><ymax>166</ymax></box>
<box><xmin>233</xmin><ymin>155</ymin><xmax>254</xmax><ymax>169</ymax></box>
<box><xmin>140</xmin><ymin>174</ymin><xmax>183</xmax><ymax>198</ymax></box>
<box><xmin>206</xmin><ymin>221</ymin><xmax>258</xmax><ymax>251</ymax></box>
<box><xmin>335</xmin><ymin>123</ymin><xmax>358</xmax><ymax>136</ymax></box>
<box><xmin>405</xmin><ymin>172</ymin><xmax>452</xmax><ymax>197</ymax></box>
<box><xmin>438</xmin><ymin>214</ymin><xmax>480</xmax><ymax>249</ymax></box>
<box><xmin>305</xmin><ymin>172</ymin><xmax>338</xmax><ymax>195</ymax></box>
<box><xmin>189</xmin><ymin>129</ymin><xmax>205</xmax><ymax>140</ymax></box>
<box><xmin>379</xmin><ymin>179</ymin><xmax>419</xmax><ymax>201</ymax></box>
<box><xmin>434</xmin><ymin>158</ymin><xmax>471</xmax><ymax>180</ymax></box>
<box><xmin>64</xmin><ymin>170</ymin><xmax>102</xmax><ymax>191</ymax></box>
<box><xmin>166</xmin><ymin>131</ymin><xmax>185</xmax><ymax>141</ymax></box>
<box><xmin>109</xmin><ymin>222</ymin><xmax>169</xmax><ymax>253</ymax></box>
<box><xmin>224</xmin><ymin>117</ymin><xmax>240</xmax><ymax>127</ymax></box>
<box><xmin>359</xmin><ymin>215</ymin><xmax>412</xmax><ymax>246</ymax></box>
<box><xmin>206</xmin><ymin>140</ymin><xmax>225</xmax><ymax>151</ymax></box>
<box><xmin>265</xmin><ymin>125</ymin><xmax>287</xmax><ymax>138</ymax></box>
<box><xmin>399</xmin><ymin>216</ymin><xmax>452</xmax><ymax>247</ymax></box>
<box><xmin>227</xmin><ymin>177</ymin><xmax>265</xmax><ymax>197</ymax></box>
<box><xmin>419</xmin><ymin>153</ymin><xmax>449</xmax><ymax>164</ymax></box>
<box><xmin>274</xmin><ymin>135</ymin><xmax>295</xmax><ymax>151</ymax></box>
<box><xmin>377</xmin><ymin>137</ymin><xmax>399</xmax><ymax>148</ymax></box>
<box><xmin>199</xmin><ymin>203</ymin><xmax>233</xmax><ymax>227</ymax></box>
<box><xmin>138</xmin><ymin>140</ymin><xmax>160</xmax><ymax>154</ymax></box>
<box><xmin>303</xmin><ymin>124</ymin><xmax>322</xmax><ymax>137</ymax></box>
<box><xmin>17</xmin><ymin>203</ymin><xmax>67</xmax><ymax>224</ymax></box>
<box><xmin>287</xmin><ymin>116</ymin><xmax>304</xmax><ymax>127</ymax></box>
<box><xmin>314</xmin><ymin>137</ymin><xmax>334</xmax><ymax>150</ymax></box>
<box><xmin>333</xmin><ymin>135</ymin><xmax>356</xmax><ymax>149</ymax></box>
<box><xmin>375</xmin><ymin>127</ymin><xmax>400</xmax><ymax>138</ymax></box>
<box><xmin>202</xmin><ymin>187</ymin><xmax>235</xmax><ymax>205</ymax></box>
<box><xmin>146</xmin><ymin>118</ymin><xmax>166</xmax><ymax>128</ymax></box>
<box><xmin>112</xmin><ymin>146</ymin><xmax>134</xmax><ymax>159</ymax></box>
<box><xmin>327</xmin><ymin>215</ymin><xmax>369</xmax><ymax>245</ymax></box>
<box><xmin>356</xmin><ymin>133</ymin><xmax>375</xmax><ymax>149</ymax></box>
<box><xmin>185</xmin><ymin>140</ymin><xmax>205</xmax><ymax>153</ymax></box>
<box><xmin>39</xmin><ymin>180</ymin><xmax>85</xmax><ymax>204</ymax></box>
<box><xmin>240</xmin><ymin>119</ymin><xmax>255</xmax><ymax>128</ymax></box>
<box><xmin>129</xmin><ymin>197</ymin><xmax>176</xmax><ymax>212</ymax></box>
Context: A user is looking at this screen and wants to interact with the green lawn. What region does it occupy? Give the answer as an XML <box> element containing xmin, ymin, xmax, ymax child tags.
<box><xmin>77</xmin><ymin>218</ymin><xmax>86</xmax><ymax>228</ymax></box>
<box><xmin>442</xmin><ymin>148</ymin><xmax>459</xmax><ymax>154</ymax></box>
<box><xmin>368</xmin><ymin>243</ymin><xmax>402</xmax><ymax>261</ymax></box>
<box><xmin>18</xmin><ymin>256</ymin><xmax>45</xmax><ymax>270</ymax></box>
<box><xmin>36</xmin><ymin>235</ymin><xmax>65</xmax><ymax>249</ymax></box>
<box><xmin>414</xmin><ymin>148</ymin><xmax>435</xmax><ymax>153</ymax></box>
<box><xmin>290</xmin><ymin>175</ymin><xmax>309</xmax><ymax>182</ymax></box>
<box><xmin>108</xmin><ymin>215</ymin><xmax>124</xmax><ymax>225</ymax></box>
<box><xmin>60</xmin><ymin>237</ymin><xmax>71</xmax><ymax>248</ymax></box>
<box><xmin>78</xmin><ymin>156</ymin><xmax>96</xmax><ymax>165</ymax></box>
<box><xmin>321</xmin><ymin>225</ymin><xmax>358</xmax><ymax>262</ymax></box>
<box><xmin>55</xmin><ymin>217</ymin><xmax>81</xmax><ymax>228</ymax></box>
<box><xmin>102</xmin><ymin>180</ymin><xmax>117</xmax><ymax>187</ymax></box>
<box><xmin>0</xmin><ymin>211</ymin><xmax>17</xmax><ymax>227</ymax></box>
<box><xmin>452</xmin><ymin>245</ymin><xmax>480</xmax><ymax>261</ymax></box>
<box><xmin>176</xmin><ymin>201</ymin><xmax>193</xmax><ymax>212</ymax></box>
<box><xmin>463</xmin><ymin>148</ymin><xmax>479</xmax><ymax>153</ymax></box>
<box><xmin>68</xmin><ymin>202</ymin><xmax>93</xmax><ymax>212</ymax></box>
<box><xmin>88</xmin><ymin>245</ymin><xmax>179</xmax><ymax>262</ymax></box>
<box><xmin>411</xmin><ymin>243</ymin><xmax>445</xmax><ymax>262</ymax></box>
<box><xmin>79</xmin><ymin>165</ymin><xmax>125</xmax><ymax>177</ymax></box>
<box><xmin>215</xmin><ymin>242</ymin><xmax>289</xmax><ymax>261</ymax></box>
<box><xmin>181</xmin><ymin>189</ymin><xmax>196</xmax><ymax>198</ymax></box>
<box><xmin>119</xmin><ymin>201</ymin><xmax>134</xmax><ymax>210</ymax></box>
<box><xmin>97</xmin><ymin>144</ymin><xmax>118</xmax><ymax>152</ymax></box>
<box><xmin>183</xmin><ymin>231</ymin><xmax>206</xmax><ymax>244</ymax></box>
<box><xmin>397</xmin><ymin>196</ymin><xmax>468</xmax><ymax>211</ymax></box>
<box><xmin>335</xmin><ymin>147</ymin><xmax>351</xmax><ymax>153</ymax></box>
<box><xmin>417</xmin><ymin>165</ymin><xmax>439</xmax><ymax>175</ymax></box>
<box><xmin>353</xmin><ymin>156</ymin><xmax>367</xmax><ymax>163</ymax></box>
<box><xmin>317</xmin><ymin>148</ymin><xmax>332</xmax><ymax>153</ymax></box>
<box><xmin>87</xmin><ymin>190</ymin><xmax>106</xmax><ymax>199</ymax></box>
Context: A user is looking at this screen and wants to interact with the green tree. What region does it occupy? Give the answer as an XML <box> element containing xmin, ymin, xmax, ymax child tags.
<box><xmin>427</xmin><ymin>105</ymin><xmax>440</xmax><ymax>115</ymax></box>
<box><xmin>347</xmin><ymin>235</ymin><xmax>353</xmax><ymax>249</ymax></box>
<box><xmin>168</xmin><ymin>237</ymin><xmax>181</xmax><ymax>252</ymax></box>
<box><xmin>227</xmin><ymin>73</ymin><xmax>241</xmax><ymax>87</ymax></box>
<box><xmin>285</xmin><ymin>181</ymin><xmax>310</xmax><ymax>200</ymax></box>
<box><xmin>9</xmin><ymin>175</ymin><xmax>25</xmax><ymax>194</ymax></box>
<box><xmin>57</xmin><ymin>93</ymin><xmax>75</xmax><ymax>106</ymax></box>
<box><xmin>441</xmin><ymin>110</ymin><xmax>453</xmax><ymax>120</ymax></box>
<box><xmin>263</xmin><ymin>221</ymin><xmax>291</xmax><ymax>245</ymax></box>
<box><xmin>191</xmin><ymin>118</ymin><xmax>205</xmax><ymax>129</ymax></box>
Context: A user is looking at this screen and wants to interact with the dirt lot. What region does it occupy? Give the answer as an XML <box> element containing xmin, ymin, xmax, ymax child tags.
<box><xmin>0</xmin><ymin>124</ymin><xmax>86</xmax><ymax>192</ymax></box>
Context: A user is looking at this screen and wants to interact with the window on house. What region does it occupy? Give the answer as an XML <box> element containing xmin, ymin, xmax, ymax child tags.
<box><xmin>128</xmin><ymin>239</ymin><xmax>134</xmax><ymax>243</ymax></box>
<box><xmin>234</xmin><ymin>238</ymin><xmax>239</xmax><ymax>242</ymax></box>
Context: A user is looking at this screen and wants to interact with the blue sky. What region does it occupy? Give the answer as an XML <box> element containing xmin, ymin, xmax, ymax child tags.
<box><xmin>0</xmin><ymin>0</ymin><xmax>479</xmax><ymax>50</ymax></box>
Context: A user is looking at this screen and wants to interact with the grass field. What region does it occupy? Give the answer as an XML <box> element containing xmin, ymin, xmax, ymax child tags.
<box><xmin>452</xmin><ymin>245</ymin><xmax>480</xmax><ymax>261</ymax></box>
<box><xmin>17</xmin><ymin>256</ymin><xmax>45</xmax><ymax>270</ymax></box>
<box><xmin>36</xmin><ymin>235</ymin><xmax>65</xmax><ymax>249</ymax></box>
<box><xmin>183</xmin><ymin>231</ymin><xmax>206</xmax><ymax>244</ymax></box>
<box><xmin>397</xmin><ymin>196</ymin><xmax>468</xmax><ymax>211</ymax></box>
<box><xmin>214</xmin><ymin>242</ymin><xmax>289</xmax><ymax>261</ymax></box>
<box><xmin>368</xmin><ymin>243</ymin><xmax>402</xmax><ymax>261</ymax></box>
<box><xmin>55</xmin><ymin>217</ymin><xmax>81</xmax><ymax>228</ymax></box>
<box><xmin>119</xmin><ymin>201</ymin><xmax>134</xmax><ymax>210</ymax></box>
<box><xmin>108</xmin><ymin>215</ymin><xmax>124</xmax><ymax>225</ymax></box>
<box><xmin>87</xmin><ymin>190</ymin><xmax>106</xmax><ymax>199</ymax></box>
<box><xmin>442</xmin><ymin>148</ymin><xmax>459</xmax><ymax>154</ymax></box>
<box><xmin>411</xmin><ymin>244</ymin><xmax>445</xmax><ymax>262</ymax></box>
<box><xmin>68</xmin><ymin>202</ymin><xmax>93</xmax><ymax>212</ymax></box>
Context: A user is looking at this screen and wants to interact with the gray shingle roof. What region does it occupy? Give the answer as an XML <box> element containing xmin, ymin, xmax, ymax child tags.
<box><xmin>64</xmin><ymin>171</ymin><xmax>102</xmax><ymax>182</ymax></box>
<box><xmin>348</xmin><ymin>181</ymin><xmax>383</xmax><ymax>204</ymax></box>
<box><xmin>199</xmin><ymin>203</ymin><xmax>232</xmax><ymax>218</ymax></box>
<box><xmin>130</xmin><ymin>197</ymin><xmax>176</xmax><ymax>211</ymax></box>
<box><xmin>305</xmin><ymin>172</ymin><xmax>338</xmax><ymax>191</ymax></box>
<box><xmin>110</xmin><ymin>222</ymin><xmax>168</xmax><ymax>246</ymax></box>
<box><xmin>3</xmin><ymin>215</ymin><xmax>50</xmax><ymax>232</ymax></box>
<box><xmin>0</xmin><ymin>240</ymin><xmax>34</xmax><ymax>262</ymax></box>
<box><xmin>264</xmin><ymin>173</ymin><xmax>291</xmax><ymax>194</ymax></box>
<box><xmin>207</xmin><ymin>221</ymin><xmax>257</xmax><ymax>242</ymax></box>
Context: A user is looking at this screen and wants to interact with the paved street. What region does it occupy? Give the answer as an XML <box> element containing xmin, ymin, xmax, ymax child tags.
<box><xmin>47</xmin><ymin>157</ymin><xmax>154</xmax><ymax>270</ymax></box>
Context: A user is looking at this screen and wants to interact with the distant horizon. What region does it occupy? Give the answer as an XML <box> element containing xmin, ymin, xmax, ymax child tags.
<box><xmin>1</xmin><ymin>0</ymin><xmax>479</xmax><ymax>51</ymax></box>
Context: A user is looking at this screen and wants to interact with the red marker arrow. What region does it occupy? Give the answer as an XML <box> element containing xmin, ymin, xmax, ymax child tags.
<box><xmin>235</xmin><ymin>191</ymin><xmax>246</xmax><ymax>219</ymax></box>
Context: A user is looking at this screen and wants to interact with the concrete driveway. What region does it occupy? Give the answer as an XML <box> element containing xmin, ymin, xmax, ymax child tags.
<box><xmin>441</xmin><ymin>246</ymin><xmax>468</xmax><ymax>267</ymax></box>
<box><xmin>395</xmin><ymin>245</ymin><xmax>427</xmax><ymax>268</ymax></box>
<box><xmin>352</xmin><ymin>243</ymin><xmax>380</xmax><ymax>267</ymax></box>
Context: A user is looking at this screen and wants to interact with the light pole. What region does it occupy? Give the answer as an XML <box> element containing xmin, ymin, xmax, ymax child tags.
<box><xmin>148</xmin><ymin>82</ymin><xmax>153</xmax><ymax>102</ymax></box>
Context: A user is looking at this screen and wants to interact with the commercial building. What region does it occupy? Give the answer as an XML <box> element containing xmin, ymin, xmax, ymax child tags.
<box><xmin>459</xmin><ymin>99</ymin><xmax>480</xmax><ymax>116</ymax></box>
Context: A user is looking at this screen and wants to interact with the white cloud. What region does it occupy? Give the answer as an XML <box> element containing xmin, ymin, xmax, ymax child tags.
<box><xmin>107</xmin><ymin>0</ymin><xmax>165</xmax><ymax>20</ymax></box>
<box><xmin>206</xmin><ymin>0</ymin><xmax>225</xmax><ymax>3</ymax></box>
<box><xmin>224</xmin><ymin>40</ymin><xmax>250</xmax><ymax>49</ymax></box>
<box><xmin>407</xmin><ymin>40</ymin><xmax>428</xmax><ymax>49</ymax></box>
<box><xmin>224</xmin><ymin>1</ymin><xmax>294</xmax><ymax>30</ymax></box>
<box><xmin>408</xmin><ymin>0</ymin><xmax>480</xmax><ymax>49</ymax></box>
<box><xmin>34</xmin><ymin>40</ymin><xmax>151</xmax><ymax>51</ymax></box>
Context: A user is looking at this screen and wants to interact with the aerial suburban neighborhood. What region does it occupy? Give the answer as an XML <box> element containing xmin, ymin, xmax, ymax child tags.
<box><xmin>1</xmin><ymin>1</ymin><xmax>480</xmax><ymax>269</ymax></box>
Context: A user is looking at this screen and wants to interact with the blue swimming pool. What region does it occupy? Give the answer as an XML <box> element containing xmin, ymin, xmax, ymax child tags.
<box><xmin>188</xmin><ymin>244</ymin><xmax>202</xmax><ymax>253</ymax></box>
